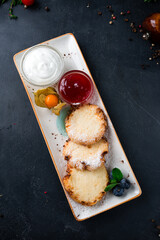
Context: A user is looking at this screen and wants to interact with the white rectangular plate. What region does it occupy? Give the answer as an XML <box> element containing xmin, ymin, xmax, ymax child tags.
<box><xmin>13</xmin><ymin>33</ymin><xmax>142</xmax><ymax>221</ymax></box>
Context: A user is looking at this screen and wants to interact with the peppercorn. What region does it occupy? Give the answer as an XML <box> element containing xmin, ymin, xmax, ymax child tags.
<box><xmin>120</xmin><ymin>11</ymin><xmax>125</xmax><ymax>15</ymax></box>
<box><xmin>132</xmin><ymin>28</ymin><xmax>137</xmax><ymax>33</ymax></box>
<box><xmin>45</xmin><ymin>6</ymin><xmax>50</xmax><ymax>11</ymax></box>
<box><xmin>142</xmin><ymin>32</ymin><xmax>150</xmax><ymax>40</ymax></box>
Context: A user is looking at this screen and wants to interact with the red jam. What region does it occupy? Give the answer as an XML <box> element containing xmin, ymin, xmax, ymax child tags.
<box><xmin>58</xmin><ymin>70</ymin><xmax>93</xmax><ymax>105</ymax></box>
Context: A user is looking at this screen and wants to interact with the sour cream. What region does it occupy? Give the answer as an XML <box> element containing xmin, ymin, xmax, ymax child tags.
<box><xmin>21</xmin><ymin>45</ymin><xmax>64</xmax><ymax>86</ymax></box>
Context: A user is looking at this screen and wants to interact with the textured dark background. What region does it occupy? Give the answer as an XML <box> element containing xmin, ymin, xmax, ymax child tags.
<box><xmin>0</xmin><ymin>0</ymin><xmax>160</xmax><ymax>239</ymax></box>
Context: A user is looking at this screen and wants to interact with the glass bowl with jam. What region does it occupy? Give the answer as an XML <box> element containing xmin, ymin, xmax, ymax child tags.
<box><xmin>58</xmin><ymin>70</ymin><xmax>94</xmax><ymax>105</ymax></box>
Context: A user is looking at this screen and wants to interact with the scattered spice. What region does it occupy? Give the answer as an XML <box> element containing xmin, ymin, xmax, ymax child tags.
<box><xmin>95</xmin><ymin>3</ymin><xmax>160</xmax><ymax>70</ymax></box>
<box><xmin>157</xmin><ymin>225</ymin><xmax>160</xmax><ymax>230</ymax></box>
<box><xmin>130</xmin><ymin>22</ymin><xmax>135</xmax><ymax>28</ymax></box>
<box><xmin>107</xmin><ymin>5</ymin><xmax>112</xmax><ymax>9</ymax></box>
<box><xmin>132</xmin><ymin>28</ymin><xmax>137</xmax><ymax>33</ymax></box>
<box><xmin>98</xmin><ymin>11</ymin><xmax>102</xmax><ymax>16</ymax></box>
<box><xmin>151</xmin><ymin>219</ymin><xmax>155</xmax><ymax>223</ymax></box>
<box><xmin>86</xmin><ymin>3</ymin><xmax>90</xmax><ymax>8</ymax></box>
<box><xmin>45</xmin><ymin>6</ymin><xmax>50</xmax><ymax>11</ymax></box>
<box><xmin>142</xmin><ymin>32</ymin><xmax>150</xmax><ymax>40</ymax></box>
<box><xmin>120</xmin><ymin>11</ymin><xmax>125</xmax><ymax>16</ymax></box>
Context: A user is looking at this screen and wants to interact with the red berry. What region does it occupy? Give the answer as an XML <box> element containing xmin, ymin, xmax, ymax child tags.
<box><xmin>22</xmin><ymin>0</ymin><xmax>34</xmax><ymax>6</ymax></box>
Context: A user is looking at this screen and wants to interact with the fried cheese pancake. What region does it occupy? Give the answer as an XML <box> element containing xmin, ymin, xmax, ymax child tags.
<box><xmin>65</xmin><ymin>104</ymin><xmax>107</xmax><ymax>145</ymax></box>
<box><xmin>63</xmin><ymin>138</ymin><xmax>109</xmax><ymax>171</ymax></box>
<box><xmin>63</xmin><ymin>165</ymin><xmax>109</xmax><ymax>206</ymax></box>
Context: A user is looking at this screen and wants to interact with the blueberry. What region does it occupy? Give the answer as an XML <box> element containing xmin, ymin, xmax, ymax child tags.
<box><xmin>109</xmin><ymin>171</ymin><xmax>113</xmax><ymax>180</ymax></box>
<box><xmin>120</xmin><ymin>178</ymin><xmax>130</xmax><ymax>189</ymax></box>
<box><xmin>112</xmin><ymin>186</ymin><xmax>124</xmax><ymax>196</ymax></box>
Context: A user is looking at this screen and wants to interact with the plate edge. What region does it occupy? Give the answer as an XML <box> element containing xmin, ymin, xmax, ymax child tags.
<box><xmin>13</xmin><ymin>32</ymin><xmax>142</xmax><ymax>222</ymax></box>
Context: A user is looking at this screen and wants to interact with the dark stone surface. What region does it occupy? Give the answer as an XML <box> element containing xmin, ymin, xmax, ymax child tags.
<box><xmin>0</xmin><ymin>0</ymin><xmax>160</xmax><ymax>239</ymax></box>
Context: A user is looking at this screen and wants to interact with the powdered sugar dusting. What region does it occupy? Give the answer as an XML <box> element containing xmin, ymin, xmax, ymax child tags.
<box><xmin>64</xmin><ymin>139</ymin><xmax>108</xmax><ymax>170</ymax></box>
<box><xmin>66</xmin><ymin>105</ymin><xmax>106</xmax><ymax>144</ymax></box>
<box><xmin>70</xmin><ymin>151</ymin><xmax>104</xmax><ymax>170</ymax></box>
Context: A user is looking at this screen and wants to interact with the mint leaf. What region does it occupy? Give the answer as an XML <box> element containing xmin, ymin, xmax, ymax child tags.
<box><xmin>112</xmin><ymin>168</ymin><xmax>123</xmax><ymax>182</ymax></box>
<box><xmin>104</xmin><ymin>183</ymin><xmax>118</xmax><ymax>192</ymax></box>
<box><xmin>110</xmin><ymin>179</ymin><xmax>117</xmax><ymax>184</ymax></box>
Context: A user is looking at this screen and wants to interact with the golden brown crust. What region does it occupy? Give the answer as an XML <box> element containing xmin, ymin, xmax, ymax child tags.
<box><xmin>63</xmin><ymin>165</ymin><xmax>109</xmax><ymax>206</ymax></box>
<box><xmin>65</xmin><ymin>104</ymin><xmax>107</xmax><ymax>145</ymax></box>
